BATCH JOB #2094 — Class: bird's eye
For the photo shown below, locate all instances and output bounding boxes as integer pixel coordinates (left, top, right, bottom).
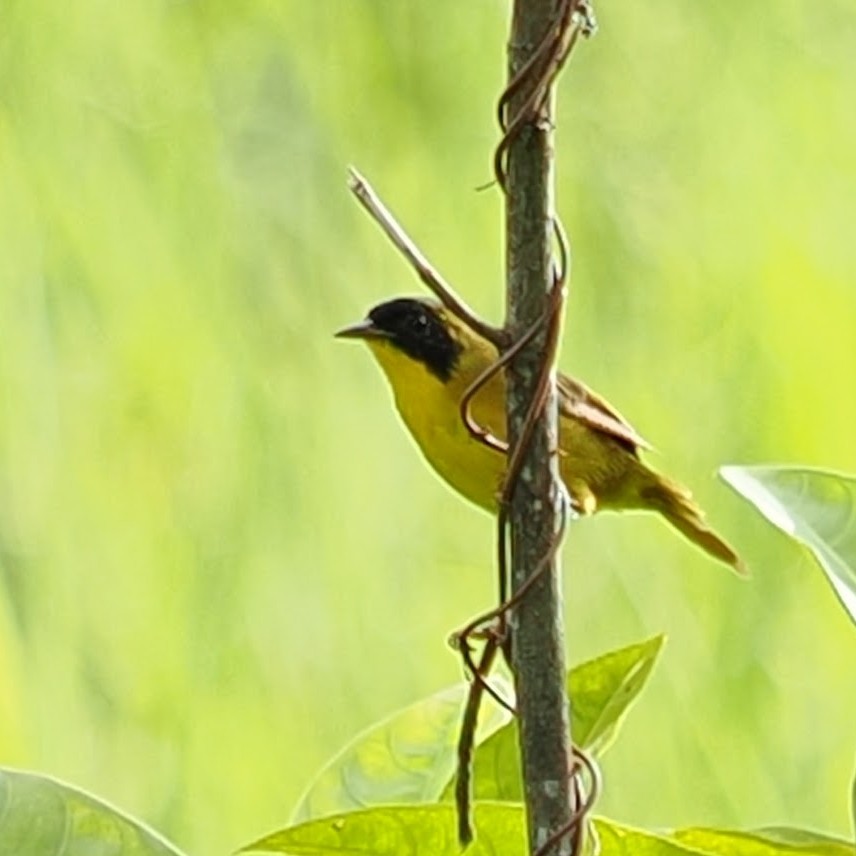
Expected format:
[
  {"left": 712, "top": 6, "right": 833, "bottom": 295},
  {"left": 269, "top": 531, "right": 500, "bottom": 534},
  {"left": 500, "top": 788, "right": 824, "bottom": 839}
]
[{"left": 414, "top": 313, "right": 428, "bottom": 330}]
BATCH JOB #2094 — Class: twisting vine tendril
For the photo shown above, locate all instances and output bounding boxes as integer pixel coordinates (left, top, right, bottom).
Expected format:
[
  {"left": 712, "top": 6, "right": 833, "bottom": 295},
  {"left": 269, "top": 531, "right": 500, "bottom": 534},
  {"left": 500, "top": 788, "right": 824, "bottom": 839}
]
[
  {"left": 453, "top": 2, "right": 599, "bottom": 853},
  {"left": 346, "top": 4, "right": 599, "bottom": 849}
]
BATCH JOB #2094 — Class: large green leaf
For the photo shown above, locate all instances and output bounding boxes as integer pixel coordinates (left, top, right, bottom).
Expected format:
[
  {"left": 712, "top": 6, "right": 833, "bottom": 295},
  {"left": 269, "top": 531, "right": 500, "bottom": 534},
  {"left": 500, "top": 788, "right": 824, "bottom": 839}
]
[
  {"left": 597, "top": 821, "right": 709, "bottom": 855},
  {"left": 246, "top": 807, "right": 757, "bottom": 856},
  {"left": 244, "top": 804, "right": 526, "bottom": 856},
  {"left": 0, "top": 768, "right": 186, "bottom": 856},
  {"left": 720, "top": 466, "right": 856, "bottom": 624},
  {"left": 293, "top": 680, "right": 511, "bottom": 822},
  {"left": 442, "top": 635, "right": 665, "bottom": 802},
  {"left": 568, "top": 635, "right": 666, "bottom": 753},
  {"left": 672, "top": 826, "right": 854, "bottom": 855}
]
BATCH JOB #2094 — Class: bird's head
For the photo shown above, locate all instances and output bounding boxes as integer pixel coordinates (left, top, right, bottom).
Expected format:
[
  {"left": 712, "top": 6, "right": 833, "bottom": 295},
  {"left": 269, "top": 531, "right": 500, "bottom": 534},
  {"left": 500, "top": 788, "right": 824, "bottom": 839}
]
[{"left": 336, "top": 296, "right": 470, "bottom": 383}]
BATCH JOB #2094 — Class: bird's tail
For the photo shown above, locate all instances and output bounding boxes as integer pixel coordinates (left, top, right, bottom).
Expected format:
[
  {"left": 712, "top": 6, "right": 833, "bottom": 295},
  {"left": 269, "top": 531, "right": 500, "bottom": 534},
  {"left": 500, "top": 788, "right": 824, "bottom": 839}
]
[{"left": 639, "top": 475, "right": 746, "bottom": 575}]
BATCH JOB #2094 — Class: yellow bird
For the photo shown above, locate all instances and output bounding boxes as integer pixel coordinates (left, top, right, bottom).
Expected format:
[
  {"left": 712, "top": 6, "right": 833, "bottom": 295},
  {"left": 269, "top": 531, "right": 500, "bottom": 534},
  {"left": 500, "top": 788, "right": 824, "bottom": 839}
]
[{"left": 337, "top": 296, "right": 743, "bottom": 573}]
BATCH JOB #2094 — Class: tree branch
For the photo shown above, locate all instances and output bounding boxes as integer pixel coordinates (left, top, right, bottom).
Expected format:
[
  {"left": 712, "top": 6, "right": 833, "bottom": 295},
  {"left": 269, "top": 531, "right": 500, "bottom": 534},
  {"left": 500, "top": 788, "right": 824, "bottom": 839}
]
[{"left": 503, "top": 2, "right": 579, "bottom": 854}]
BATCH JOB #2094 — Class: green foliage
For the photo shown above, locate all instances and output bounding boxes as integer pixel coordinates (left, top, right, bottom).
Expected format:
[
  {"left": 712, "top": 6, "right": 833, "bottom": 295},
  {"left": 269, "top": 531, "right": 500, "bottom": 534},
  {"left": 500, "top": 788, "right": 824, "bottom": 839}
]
[
  {"left": 248, "top": 636, "right": 852, "bottom": 853},
  {"left": 2, "top": 782, "right": 849, "bottom": 856},
  {"left": 671, "top": 827, "right": 854, "bottom": 855},
  {"left": 243, "top": 807, "right": 705, "bottom": 856},
  {"left": 592, "top": 821, "right": 708, "bottom": 855},
  {"left": 721, "top": 466, "right": 856, "bottom": 625},
  {"left": 293, "top": 637, "right": 666, "bottom": 817},
  {"left": 567, "top": 634, "right": 665, "bottom": 753},
  {"left": 243, "top": 810, "right": 856, "bottom": 855},
  {"left": 441, "top": 635, "right": 665, "bottom": 801},
  {"left": 2, "top": 636, "right": 851, "bottom": 854},
  {"left": 292, "top": 679, "right": 511, "bottom": 822},
  {"left": 244, "top": 804, "right": 523, "bottom": 856},
  {"left": 0, "top": 769, "right": 186, "bottom": 856}
]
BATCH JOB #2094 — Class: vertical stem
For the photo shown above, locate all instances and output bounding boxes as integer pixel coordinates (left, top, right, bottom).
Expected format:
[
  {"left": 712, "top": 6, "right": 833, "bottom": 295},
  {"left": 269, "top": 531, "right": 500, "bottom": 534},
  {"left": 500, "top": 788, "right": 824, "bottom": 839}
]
[{"left": 505, "top": 2, "right": 575, "bottom": 855}]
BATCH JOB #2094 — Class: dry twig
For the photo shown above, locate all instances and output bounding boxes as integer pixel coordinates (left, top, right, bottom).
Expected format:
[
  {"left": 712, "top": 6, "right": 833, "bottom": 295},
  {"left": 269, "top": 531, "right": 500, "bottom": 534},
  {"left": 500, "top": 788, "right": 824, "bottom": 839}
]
[{"left": 347, "top": 169, "right": 505, "bottom": 348}]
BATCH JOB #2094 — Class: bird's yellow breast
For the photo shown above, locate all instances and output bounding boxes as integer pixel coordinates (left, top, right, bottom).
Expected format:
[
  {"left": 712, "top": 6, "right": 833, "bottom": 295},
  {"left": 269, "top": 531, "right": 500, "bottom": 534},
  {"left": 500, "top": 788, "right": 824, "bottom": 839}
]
[
  {"left": 364, "top": 336, "right": 643, "bottom": 514},
  {"left": 366, "top": 338, "right": 507, "bottom": 511}
]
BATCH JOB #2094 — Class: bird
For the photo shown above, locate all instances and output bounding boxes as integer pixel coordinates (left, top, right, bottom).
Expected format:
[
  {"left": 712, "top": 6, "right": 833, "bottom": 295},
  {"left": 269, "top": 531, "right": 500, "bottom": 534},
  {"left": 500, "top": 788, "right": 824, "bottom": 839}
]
[{"left": 336, "top": 296, "right": 743, "bottom": 573}]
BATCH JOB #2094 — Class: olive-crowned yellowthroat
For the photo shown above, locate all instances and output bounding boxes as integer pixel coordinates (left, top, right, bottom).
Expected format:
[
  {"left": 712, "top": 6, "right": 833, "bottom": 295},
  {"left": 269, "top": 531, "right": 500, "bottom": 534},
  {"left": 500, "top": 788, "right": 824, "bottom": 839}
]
[{"left": 337, "top": 297, "right": 743, "bottom": 573}]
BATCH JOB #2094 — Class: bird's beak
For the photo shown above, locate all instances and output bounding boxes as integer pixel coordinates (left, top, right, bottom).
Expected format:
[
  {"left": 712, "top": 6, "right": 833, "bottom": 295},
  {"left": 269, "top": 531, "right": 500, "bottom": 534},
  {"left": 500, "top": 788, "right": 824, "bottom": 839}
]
[{"left": 334, "top": 319, "right": 389, "bottom": 340}]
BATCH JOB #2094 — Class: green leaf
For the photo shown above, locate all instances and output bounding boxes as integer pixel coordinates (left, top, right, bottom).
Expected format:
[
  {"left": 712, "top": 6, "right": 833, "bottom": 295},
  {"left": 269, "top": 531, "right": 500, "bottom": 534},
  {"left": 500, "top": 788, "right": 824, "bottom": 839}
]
[
  {"left": 720, "top": 466, "right": 856, "bottom": 624},
  {"left": 596, "top": 820, "right": 708, "bottom": 854},
  {"left": 0, "top": 768, "right": 186, "bottom": 856},
  {"left": 243, "top": 803, "right": 526, "bottom": 855},
  {"left": 568, "top": 634, "right": 666, "bottom": 753},
  {"left": 254, "top": 811, "right": 851, "bottom": 856},
  {"left": 444, "top": 635, "right": 665, "bottom": 802},
  {"left": 244, "top": 809, "right": 716, "bottom": 856},
  {"left": 293, "top": 680, "right": 511, "bottom": 822},
  {"left": 673, "top": 826, "right": 854, "bottom": 854}
]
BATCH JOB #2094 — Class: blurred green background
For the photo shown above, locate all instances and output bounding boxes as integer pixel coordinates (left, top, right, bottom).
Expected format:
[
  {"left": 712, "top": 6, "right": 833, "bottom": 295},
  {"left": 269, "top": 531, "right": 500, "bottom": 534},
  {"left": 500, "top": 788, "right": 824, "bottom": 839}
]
[{"left": 1, "top": 0, "right": 855, "bottom": 852}]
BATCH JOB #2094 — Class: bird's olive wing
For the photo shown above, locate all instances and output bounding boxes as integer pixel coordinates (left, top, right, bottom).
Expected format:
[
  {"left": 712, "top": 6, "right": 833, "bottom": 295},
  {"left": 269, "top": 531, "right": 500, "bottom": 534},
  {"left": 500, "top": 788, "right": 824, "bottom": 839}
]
[{"left": 557, "top": 373, "right": 652, "bottom": 454}]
